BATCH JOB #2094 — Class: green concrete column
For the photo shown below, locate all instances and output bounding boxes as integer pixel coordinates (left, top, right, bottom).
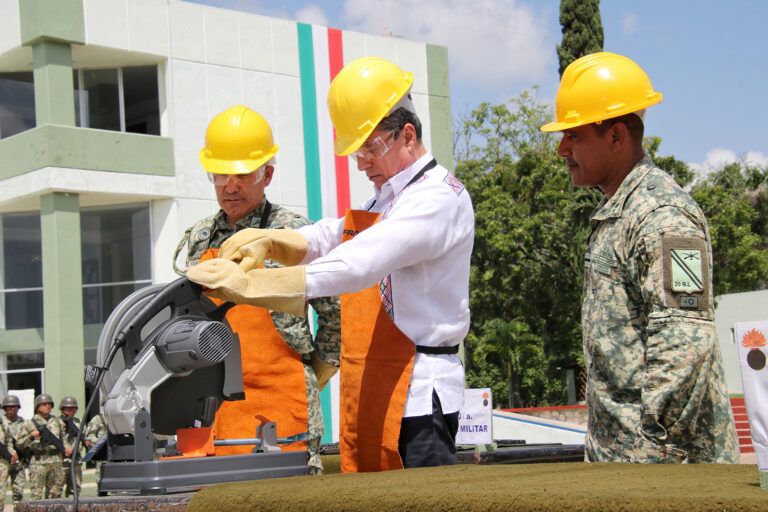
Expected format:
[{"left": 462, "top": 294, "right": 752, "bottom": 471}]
[
  {"left": 41, "top": 192, "right": 84, "bottom": 407},
  {"left": 19, "top": 0, "right": 84, "bottom": 128},
  {"left": 426, "top": 44, "right": 453, "bottom": 171},
  {"left": 32, "top": 41, "right": 76, "bottom": 127}
]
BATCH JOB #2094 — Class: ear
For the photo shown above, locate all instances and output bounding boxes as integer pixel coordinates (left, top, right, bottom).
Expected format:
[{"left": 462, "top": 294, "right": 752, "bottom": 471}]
[
  {"left": 263, "top": 165, "right": 275, "bottom": 186},
  {"left": 608, "top": 121, "right": 629, "bottom": 152},
  {"left": 401, "top": 123, "right": 417, "bottom": 148}
]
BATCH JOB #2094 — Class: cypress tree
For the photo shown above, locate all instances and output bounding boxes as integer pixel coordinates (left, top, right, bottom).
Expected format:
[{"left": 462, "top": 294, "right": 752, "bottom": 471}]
[{"left": 557, "top": 0, "right": 604, "bottom": 77}]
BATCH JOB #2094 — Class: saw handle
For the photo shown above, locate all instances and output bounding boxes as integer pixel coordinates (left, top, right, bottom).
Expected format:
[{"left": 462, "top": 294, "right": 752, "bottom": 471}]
[{"left": 113, "top": 277, "right": 202, "bottom": 348}]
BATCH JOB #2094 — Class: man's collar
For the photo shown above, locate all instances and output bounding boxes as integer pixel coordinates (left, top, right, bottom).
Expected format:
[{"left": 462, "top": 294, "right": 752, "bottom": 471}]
[
  {"left": 386, "top": 152, "right": 434, "bottom": 197},
  {"left": 592, "top": 154, "right": 655, "bottom": 221},
  {"left": 214, "top": 200, "right": 270, "bottom": 231}
]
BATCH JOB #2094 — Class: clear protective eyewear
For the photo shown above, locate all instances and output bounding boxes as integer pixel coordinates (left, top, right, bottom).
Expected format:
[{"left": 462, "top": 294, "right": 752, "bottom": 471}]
[
  {"left": 207, "top": 166, "right": 266, "bottom": 186},
  {"left": 351, "top": 128, "right": 400, "bottom": 161}
]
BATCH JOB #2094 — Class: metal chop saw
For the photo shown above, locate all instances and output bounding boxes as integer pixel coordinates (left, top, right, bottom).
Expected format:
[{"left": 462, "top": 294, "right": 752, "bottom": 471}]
[{"left": 90, "top": 277, "right": 308, "bottom": 495}]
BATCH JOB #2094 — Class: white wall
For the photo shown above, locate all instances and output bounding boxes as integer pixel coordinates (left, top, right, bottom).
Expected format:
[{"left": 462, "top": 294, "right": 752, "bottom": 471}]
[
  {"left": 0, "top": 0, "right": 20, "bottom": 56},
  {"left": 74, "top": 0, "right": 435, "bottom": 281}
]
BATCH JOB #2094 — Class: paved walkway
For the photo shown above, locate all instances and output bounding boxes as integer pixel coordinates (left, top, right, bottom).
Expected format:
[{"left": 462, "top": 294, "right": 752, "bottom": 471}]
[{"left": 3, "top": 466, "right": 98, "bottom": 510}]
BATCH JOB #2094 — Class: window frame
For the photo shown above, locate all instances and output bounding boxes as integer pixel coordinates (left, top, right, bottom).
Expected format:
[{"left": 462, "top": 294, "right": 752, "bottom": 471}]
[{"left": 74, "top": 65, "right": 158, "bottom": 135}]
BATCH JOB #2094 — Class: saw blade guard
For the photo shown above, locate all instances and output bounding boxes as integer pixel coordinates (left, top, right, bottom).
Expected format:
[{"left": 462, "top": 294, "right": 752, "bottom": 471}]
[{"left": 97, "top": 277, "right": 244, "bottom": 439}]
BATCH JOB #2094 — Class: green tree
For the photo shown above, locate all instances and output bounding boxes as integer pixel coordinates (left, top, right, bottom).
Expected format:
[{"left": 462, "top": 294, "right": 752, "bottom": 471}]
[
  {"left": 556, "top": 0, "right": 604, "bottom": 76},
  {"left": 691, "top": 163, "right": 768, "bottom": 295},
  {"left": 455, "top": 90, "right": 601, "bottom": 408},
  {"left": 456, "top": 83, "right": 768, "bottom": 407}
]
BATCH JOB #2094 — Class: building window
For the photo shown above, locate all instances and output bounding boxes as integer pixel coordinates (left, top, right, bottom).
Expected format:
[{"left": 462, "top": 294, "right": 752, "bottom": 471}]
[
  {"left": 0, "top": 72, "right": 35, "bottom": 139},
  {"left": 0, "top": 204, "right": 152, "bottom": 330},
  {"left": 0, "top": 213, "right": 43, "bottom": 330},
  {"left": 74, "top": 65, "right": 160, "bottom": 135},
  {"left": 81, "top": 204, "right": 152, "bottom": 324}
]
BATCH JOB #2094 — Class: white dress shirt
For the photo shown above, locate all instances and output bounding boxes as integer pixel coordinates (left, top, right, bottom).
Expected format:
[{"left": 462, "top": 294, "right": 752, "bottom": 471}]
[{"left": 298, "top": 153, "right": 474, "bottom": 417}]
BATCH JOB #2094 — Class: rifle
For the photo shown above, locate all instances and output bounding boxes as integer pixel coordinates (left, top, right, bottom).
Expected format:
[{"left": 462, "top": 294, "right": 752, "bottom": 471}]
[
  {"left": 31, "top": 419, "right": 66, "bottom": 455},
  {"left": 63, "top": 417, "right": 87, "bottom": 444},
  {"left": 11, "top": 438, "right": 30, "bottom": 464},
  {"left": 0, "top": 440, "right": 12, "bottom": 463},
  {"left": 82, "top": 433, "right": 107, "bottom": 462}
]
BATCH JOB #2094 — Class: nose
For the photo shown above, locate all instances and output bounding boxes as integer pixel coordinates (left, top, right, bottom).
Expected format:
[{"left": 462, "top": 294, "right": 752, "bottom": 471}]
[
  {"left": 557, "top": 134, "right": 570, "bottom": 158},
  {"left": 356, "top": 156, "right": 372, "bottom": 171},
  {"left": 222, "top": 176, "right": 240, "bottom": 192}
]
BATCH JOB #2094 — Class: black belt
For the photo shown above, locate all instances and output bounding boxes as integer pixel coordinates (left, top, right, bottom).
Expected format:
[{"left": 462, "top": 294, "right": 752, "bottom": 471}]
[{"left": 416, "top": 345, "right": 459, "bottom": 355}]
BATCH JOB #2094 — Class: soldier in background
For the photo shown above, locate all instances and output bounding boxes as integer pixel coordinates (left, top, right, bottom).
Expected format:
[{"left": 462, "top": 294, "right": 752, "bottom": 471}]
[
  {"left": 2, "top": 395, "right": 27, "bottom": 503},
  {"left": 541, "top": 52, "right": 739, "bottom": 463},
  {"left": 17, "top": 394, "right": 71, "bottom": 499},
  {"left": 84, "top": 413, "right": 107, "bottom": 472},
  {"left": 59, "top": 396, "right": 85, "bottom": 497},
  {"left": 0, "top": 398, "right": 19, "bottom": 502},
  {"left": 175, "top": 106, "right": 341, "bottom": 474}
]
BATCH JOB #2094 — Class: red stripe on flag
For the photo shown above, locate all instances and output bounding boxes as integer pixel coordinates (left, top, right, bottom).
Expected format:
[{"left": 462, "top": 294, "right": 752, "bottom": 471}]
[{"left": 328, "top": 27, "right": 350, "bottom": 216}]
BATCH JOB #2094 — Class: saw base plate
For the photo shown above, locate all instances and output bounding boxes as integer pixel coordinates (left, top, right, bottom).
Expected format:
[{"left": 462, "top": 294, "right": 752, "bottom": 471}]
[{"left": 98, "top": 451, "right": 309, "bottom": 495}]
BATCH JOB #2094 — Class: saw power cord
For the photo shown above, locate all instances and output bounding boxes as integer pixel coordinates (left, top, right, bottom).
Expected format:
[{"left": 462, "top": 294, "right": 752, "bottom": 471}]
[{"left": 70, "top": 325, "right": 127, "bottom": 511}]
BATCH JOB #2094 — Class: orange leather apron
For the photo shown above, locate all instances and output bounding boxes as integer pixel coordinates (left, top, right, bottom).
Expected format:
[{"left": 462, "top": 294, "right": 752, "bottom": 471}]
[
  {"left": 200, "top": 249, "right": 308, "bottom": 455},
  {"left": 339, "top": 210, "right": 416, "bottom": 472}
]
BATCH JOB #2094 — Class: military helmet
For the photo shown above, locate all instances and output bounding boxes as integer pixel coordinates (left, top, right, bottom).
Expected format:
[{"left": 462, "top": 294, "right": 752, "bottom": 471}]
[
  {"left": 33, "top": 393, "right": 54, "bottom": 408},
  {"left": 59, "top": 396, "right": 78, "bottom": 409},
  {"left": 1, "top": 395, "right": 20, "bottom": 408}
]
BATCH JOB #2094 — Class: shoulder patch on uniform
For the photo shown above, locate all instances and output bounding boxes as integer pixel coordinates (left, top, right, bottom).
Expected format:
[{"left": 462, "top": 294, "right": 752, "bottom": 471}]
[
  {"left": 662, "top": 236, "right": 710, "bottom": 311},
  {"left": 196, "top": 227, "right": 211, "bottom": 241}
]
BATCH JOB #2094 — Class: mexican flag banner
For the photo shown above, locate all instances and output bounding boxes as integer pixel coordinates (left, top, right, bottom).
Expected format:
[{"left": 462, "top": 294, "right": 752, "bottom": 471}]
[{"left": 735, "top": 320, "right": 768, "bottom": 490}]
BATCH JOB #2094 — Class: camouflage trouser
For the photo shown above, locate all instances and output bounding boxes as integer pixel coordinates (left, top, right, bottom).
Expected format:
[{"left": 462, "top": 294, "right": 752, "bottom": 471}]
[
  {"left": 63, "top": 460, "right": 82, "bottom": 497},
  {"left": 0, "top": 462, "right": 8, "bottom": 499},
  {"left": 28, "top": 462, "right": 64, "bottom": 500},
  {"left": 9, "top": 462, "right": 26, "bottom": 502},
  {"left": 304, "top": 363, "right": 325, "bottom": 476}
]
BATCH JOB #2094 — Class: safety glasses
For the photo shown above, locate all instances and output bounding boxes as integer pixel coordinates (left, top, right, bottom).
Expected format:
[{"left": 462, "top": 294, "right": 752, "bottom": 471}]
[
  {"left": 207, "top": 166, "right": 266, "bottom": 186},
  {"left": 351, "top": 127, "right": 400, "bottom": 161}
]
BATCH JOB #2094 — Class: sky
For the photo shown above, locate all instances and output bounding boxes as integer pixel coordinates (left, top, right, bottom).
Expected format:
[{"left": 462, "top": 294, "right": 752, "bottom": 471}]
[{"left": 186, "top": 0, "right": 767, "bottom": 175}]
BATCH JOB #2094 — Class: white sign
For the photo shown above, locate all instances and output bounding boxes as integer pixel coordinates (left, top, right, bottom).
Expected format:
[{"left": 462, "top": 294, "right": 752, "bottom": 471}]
[
  {"left": 734, "top": 321, "right": 768, "bottom": 473},
  {"left": 8, "top": 389, "right": 35, "bottom": 421},
  {"left": 456, "top": 388, "right": 492, "bottom": 445}
]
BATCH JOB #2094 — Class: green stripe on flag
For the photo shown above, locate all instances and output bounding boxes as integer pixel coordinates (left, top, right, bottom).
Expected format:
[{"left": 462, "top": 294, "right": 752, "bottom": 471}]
[
  {"left": 297, "top": 23, "right": 322, "bottom": 221},
  {"left": 297, "top": 23, "right": 334, "bottom": 445}
]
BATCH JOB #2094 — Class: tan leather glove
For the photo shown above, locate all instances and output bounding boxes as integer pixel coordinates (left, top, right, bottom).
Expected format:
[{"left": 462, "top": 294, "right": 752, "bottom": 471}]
[
  {"left": 186, "top": 259, "right": 307, "bottom": 317},
  {"left": 219, "top": 228, "right": 309, "bottom": 272},
  {"left": 310, "top": 351, "right": 338, "bottom": 392}
]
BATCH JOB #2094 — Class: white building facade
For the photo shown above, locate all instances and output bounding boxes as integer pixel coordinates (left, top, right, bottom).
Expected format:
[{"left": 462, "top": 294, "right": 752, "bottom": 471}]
[{"left": 0, "top": 0, "right": 452, "bottom": 443}]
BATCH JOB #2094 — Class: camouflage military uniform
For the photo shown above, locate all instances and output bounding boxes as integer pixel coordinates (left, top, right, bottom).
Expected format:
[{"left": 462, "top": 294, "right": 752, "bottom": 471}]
[
  {"left": 84, "top": 414, "right": 107, "bottom": 473},
  {"left": 84, "top": 414, "right": 107, "bottom": 448},
  {"left": 582, "top": 155, "right": 740, "bottom": 463},
  {"left": 0, "top": 417, "right": 18, "bottom": 500},
  {"left": 17, "top": 414, "right": 66, "bottom": 499},
  {"left": 178, "top": 200, "right": 341, "bottom": 473},
  {"left": 3, "top": 414, "right": 27, "bottom": 502},
  {"left": 60, "top": 415, "right": 84, "bottom": 496}
]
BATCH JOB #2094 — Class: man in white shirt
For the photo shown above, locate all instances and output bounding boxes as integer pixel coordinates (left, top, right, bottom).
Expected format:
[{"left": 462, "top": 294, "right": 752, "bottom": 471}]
[{"left": 187, "top": 56, "right": 474, "bottom": 471}]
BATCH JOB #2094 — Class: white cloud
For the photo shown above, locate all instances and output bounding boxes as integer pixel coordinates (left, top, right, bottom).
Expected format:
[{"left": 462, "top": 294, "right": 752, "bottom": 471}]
[
  {"left": 703, "top": 148, "right": 739, "bottom": 170},
  {"left": 744, "top": 151, "right": 768, "bottom": 169},
  {"left": 341, "top": 0, "right": 556, "bottom": 91},
  {"left": 622, "top": 13, "right": 638, "bottom": 35},
  {"left": 296, "top": 4, "right": 330, "bottom": 25},
  {"left": 689, "top": 148, "right": 768, "bottom": 182}
]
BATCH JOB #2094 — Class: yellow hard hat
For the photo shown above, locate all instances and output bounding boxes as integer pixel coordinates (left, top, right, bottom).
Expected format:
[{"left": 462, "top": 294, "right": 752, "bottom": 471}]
[
  {"left": 199, "top": 105, "right": 279, "bottom": 174},
  {"left": 327, "top": 56, "right": 414, "bottom": 156},
  {"left": 541, "top": 52, "right": 662, "bottom": 132}
]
